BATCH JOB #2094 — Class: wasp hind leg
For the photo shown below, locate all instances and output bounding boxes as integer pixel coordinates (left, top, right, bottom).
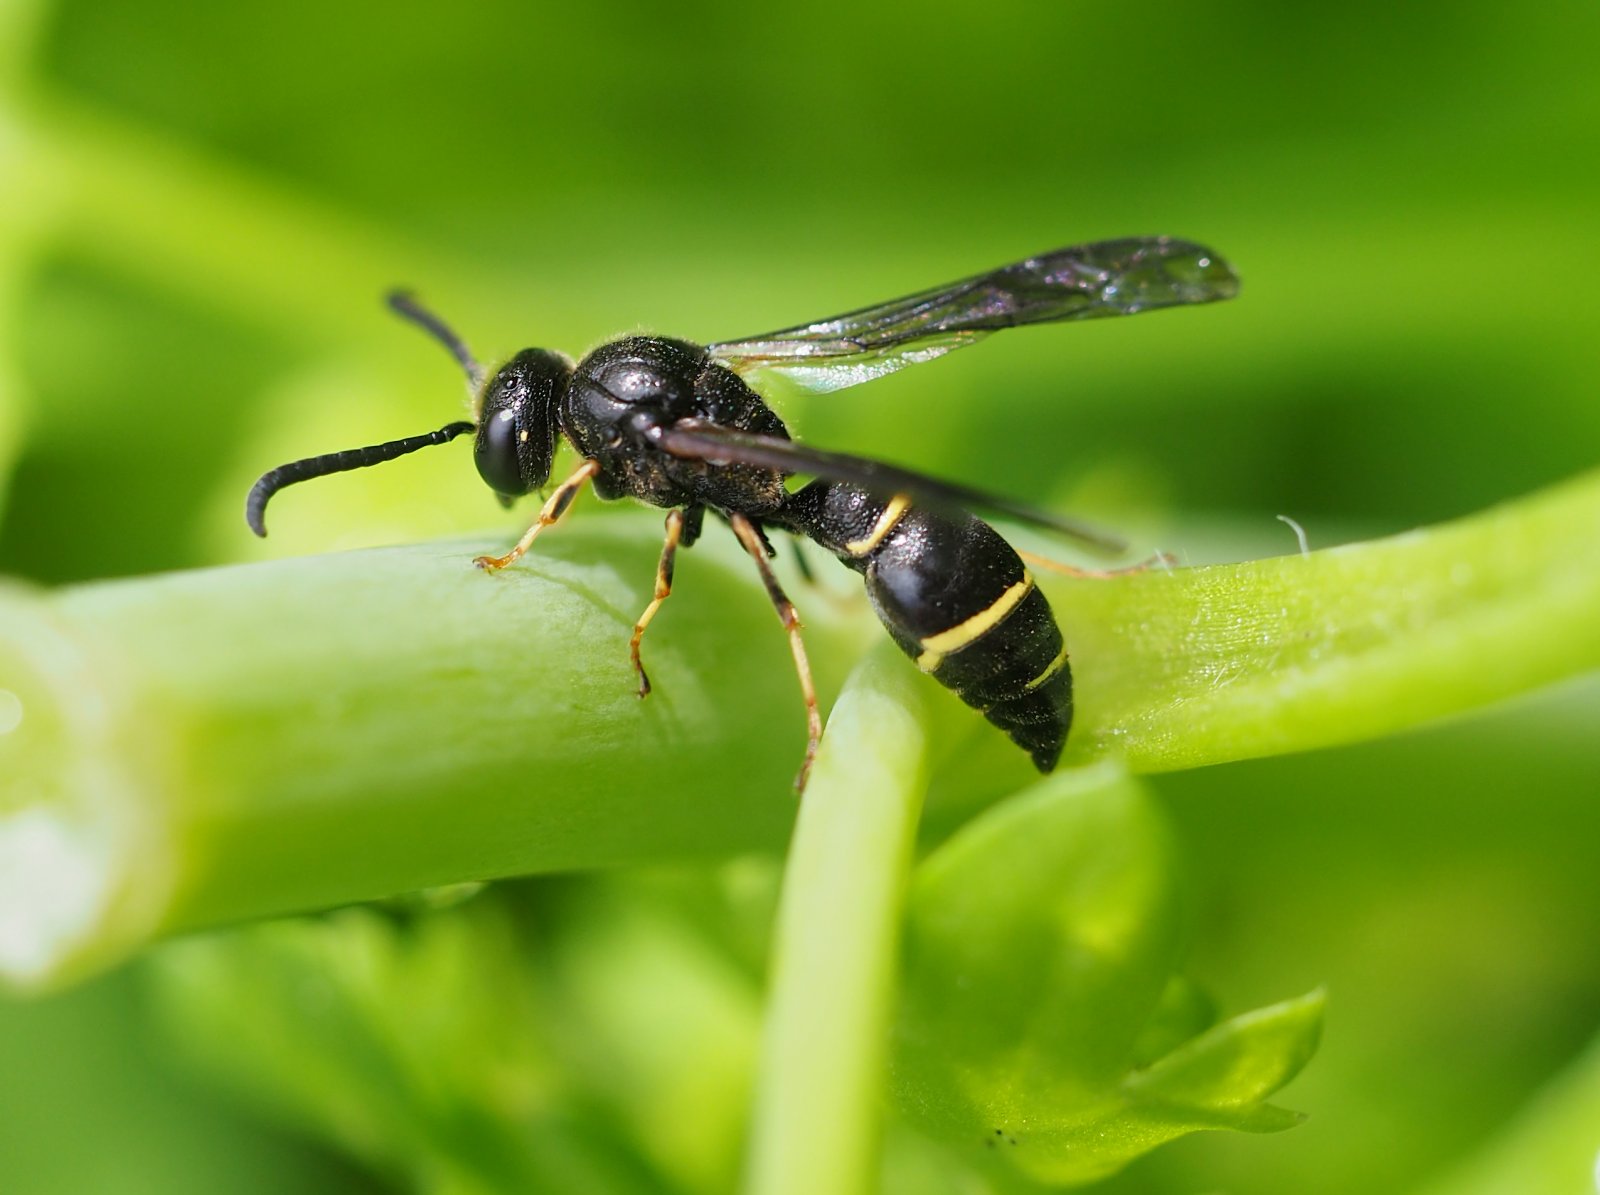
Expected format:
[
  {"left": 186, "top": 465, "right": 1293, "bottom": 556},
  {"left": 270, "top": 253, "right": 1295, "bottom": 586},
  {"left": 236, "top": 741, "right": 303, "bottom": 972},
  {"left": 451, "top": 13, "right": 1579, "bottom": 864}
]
[
  {"left": 728, "top": 512, "right": 823, "bottom": 793},
  {"left": 474, "top": 459, "right": 601, "bottom": 571},
  {"left": 630, "top": 506, "right": 704, "bottom": 698},
  {"left": 1015, "top": 547, "right": 1177, "bottom": 579},
  {"left": 790, "top": 536, "right": 817, "bottom": 584}
]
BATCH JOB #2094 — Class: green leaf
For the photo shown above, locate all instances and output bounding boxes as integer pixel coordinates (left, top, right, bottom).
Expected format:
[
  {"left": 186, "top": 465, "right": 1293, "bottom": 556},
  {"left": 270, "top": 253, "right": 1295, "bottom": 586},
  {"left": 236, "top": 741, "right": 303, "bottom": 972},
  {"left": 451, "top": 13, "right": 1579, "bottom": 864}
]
[
  {"left": 1128, "top": 975, "right": 1218, "bottom": 1069},
  {"left": 150, "top": 896, "right": 674, "bottom": 1195},
  {"left": 893, "top": 765, "right": 1321, "bottom": 1184},
  {"left": 897, "top": 766, "right": 1184, "bottom": 1109},
  {"left": 152, "top": 902, "right": 552, "bottom": 1194},
  {"left": 541, "top": 881, "right": 764, "bottom": 1195},
  {"left": 1123, "top": 989, "right": 1325, "bottom": 1123}
]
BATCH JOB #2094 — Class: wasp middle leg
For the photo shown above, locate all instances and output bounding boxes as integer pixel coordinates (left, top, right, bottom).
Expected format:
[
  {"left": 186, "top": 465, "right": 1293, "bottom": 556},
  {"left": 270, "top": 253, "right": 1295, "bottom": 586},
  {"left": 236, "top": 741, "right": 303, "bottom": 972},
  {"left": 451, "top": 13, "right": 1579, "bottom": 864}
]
[
  {"left": 629, "top": 505, "right": 706, "bottom": 697},
  {"left": 728, "top": 511, "right": 823, "bottom": 792}
]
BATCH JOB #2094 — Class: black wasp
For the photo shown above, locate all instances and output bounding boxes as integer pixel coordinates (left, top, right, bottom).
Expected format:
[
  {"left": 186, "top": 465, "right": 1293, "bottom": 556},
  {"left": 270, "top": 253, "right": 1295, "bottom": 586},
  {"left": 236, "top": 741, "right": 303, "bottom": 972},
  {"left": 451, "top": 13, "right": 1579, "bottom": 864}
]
[{"left": 247, "top": 236, "right": 1238, "bottom": 787}]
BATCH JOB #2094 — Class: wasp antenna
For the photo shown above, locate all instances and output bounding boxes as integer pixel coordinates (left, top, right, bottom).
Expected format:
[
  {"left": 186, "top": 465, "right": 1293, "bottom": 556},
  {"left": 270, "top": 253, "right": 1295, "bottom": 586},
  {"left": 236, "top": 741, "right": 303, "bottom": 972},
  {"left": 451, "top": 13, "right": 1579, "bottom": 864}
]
[
  {"left": 387, "top": 290, "right": 485, "bottom": 389},
  {"left": 245, "top": 420, "right": 475, "bottom": 537}
]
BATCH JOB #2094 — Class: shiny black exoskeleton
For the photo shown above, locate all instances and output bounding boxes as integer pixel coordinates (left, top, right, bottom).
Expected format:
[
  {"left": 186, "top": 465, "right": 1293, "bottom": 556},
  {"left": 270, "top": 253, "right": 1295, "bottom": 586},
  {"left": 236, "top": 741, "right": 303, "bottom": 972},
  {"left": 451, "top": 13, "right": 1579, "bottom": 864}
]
[
  {"left": 562, "top": 338, "right": 791, "bottom": 516},
  {"left": 247, "top": 237, "right": 1239, "bottom": 779},
  {"left": 783, "top": 481, "right": 1072, "bottom": 769},
  {"left": 487, "top": 334, "right": 1073, "bottom": 767}
]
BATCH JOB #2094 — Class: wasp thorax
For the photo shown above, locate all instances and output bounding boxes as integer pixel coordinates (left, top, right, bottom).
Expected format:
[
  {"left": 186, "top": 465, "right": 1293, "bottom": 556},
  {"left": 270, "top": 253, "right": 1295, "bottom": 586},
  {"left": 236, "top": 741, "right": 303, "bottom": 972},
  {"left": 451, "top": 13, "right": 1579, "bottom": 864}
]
[
  {"left": 475, "top": 348, "right": 571, "bottom": 498},
  {"left": 577, "top": 338, "right": 704, "bottom": 410}
]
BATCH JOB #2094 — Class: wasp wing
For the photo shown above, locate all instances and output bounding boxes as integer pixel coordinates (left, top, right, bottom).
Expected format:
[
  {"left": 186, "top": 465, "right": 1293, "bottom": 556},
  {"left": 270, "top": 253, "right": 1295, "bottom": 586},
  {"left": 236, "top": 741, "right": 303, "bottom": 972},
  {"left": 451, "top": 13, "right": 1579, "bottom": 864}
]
[
  {"left": 652, "top": 421, "right": 1126, "bottom": 554},
  {"left": 706, "top": 236, "right": 1238, "bottom": 395}
]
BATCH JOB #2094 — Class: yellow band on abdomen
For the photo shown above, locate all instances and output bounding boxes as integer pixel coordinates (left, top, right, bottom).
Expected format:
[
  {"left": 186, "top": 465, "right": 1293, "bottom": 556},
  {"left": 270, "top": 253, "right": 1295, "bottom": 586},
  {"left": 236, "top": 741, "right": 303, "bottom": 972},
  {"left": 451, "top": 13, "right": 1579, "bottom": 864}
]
[
  {"left": 1022, "top": 640, "right": 1070, "bottom": 690},
  {"left": 915, "top": 573, "right": 1034, "bottom": 672},
  {"left": 845, "top": 494, "right": 911, "bottom": 557}
]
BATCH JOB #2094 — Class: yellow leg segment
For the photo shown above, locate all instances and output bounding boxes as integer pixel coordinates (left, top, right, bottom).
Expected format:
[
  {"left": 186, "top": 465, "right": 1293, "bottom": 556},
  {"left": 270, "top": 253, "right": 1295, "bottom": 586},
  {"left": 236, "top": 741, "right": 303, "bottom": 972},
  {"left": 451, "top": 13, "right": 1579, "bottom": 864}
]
[
  {"left": 474, "top": 459, "right": 601, "bottom": 571},
  {"left": 630, "top": 508, "right": 686, "bottom": 698},
  {"left": 1016, "top": 547, "right": 1177, "bottom": 579},
  {"left": 729, "top": 512, "right": 823, "bottom": 793}
]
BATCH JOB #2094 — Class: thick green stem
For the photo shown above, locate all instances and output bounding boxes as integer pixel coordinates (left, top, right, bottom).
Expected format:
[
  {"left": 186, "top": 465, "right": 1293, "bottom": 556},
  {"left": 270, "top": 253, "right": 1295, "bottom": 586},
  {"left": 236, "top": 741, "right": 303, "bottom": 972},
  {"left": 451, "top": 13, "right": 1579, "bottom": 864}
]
[
  {"left": 1055, "top": 467, "right": 1600, "bottom": 770},
  {"left": 0, "top": 524, "right": 856, "bottom": 991},
  {"left": 743, "top": 649, "right": 930, "bottom": 1195},
  {"left": 2, "top": 471, "right": 1597, "bottom": 991}
]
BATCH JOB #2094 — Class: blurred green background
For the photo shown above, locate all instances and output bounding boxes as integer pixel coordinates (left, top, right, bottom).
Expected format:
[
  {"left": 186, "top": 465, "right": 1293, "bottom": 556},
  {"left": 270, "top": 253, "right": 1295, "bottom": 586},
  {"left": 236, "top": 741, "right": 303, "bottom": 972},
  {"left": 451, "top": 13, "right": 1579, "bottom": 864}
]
[{"left": 2, "top": 1, "right": 1599, "bottom": 1192}]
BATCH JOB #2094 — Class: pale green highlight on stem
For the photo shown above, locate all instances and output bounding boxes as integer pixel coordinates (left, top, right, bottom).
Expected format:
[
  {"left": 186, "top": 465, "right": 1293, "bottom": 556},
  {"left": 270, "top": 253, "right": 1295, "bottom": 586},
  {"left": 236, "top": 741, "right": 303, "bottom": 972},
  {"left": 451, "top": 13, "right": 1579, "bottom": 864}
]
[{"left": 744, "top": 648, "right": 930, "bottom": 1195}]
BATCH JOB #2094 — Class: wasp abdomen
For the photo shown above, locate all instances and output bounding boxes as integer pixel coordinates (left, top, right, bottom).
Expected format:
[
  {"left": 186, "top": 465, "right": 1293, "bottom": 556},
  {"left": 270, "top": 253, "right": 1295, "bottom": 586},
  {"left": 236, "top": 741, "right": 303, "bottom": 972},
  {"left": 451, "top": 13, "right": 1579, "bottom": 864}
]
[{"left": 783, "top": 481, "right": 1072, "bottom": 771}]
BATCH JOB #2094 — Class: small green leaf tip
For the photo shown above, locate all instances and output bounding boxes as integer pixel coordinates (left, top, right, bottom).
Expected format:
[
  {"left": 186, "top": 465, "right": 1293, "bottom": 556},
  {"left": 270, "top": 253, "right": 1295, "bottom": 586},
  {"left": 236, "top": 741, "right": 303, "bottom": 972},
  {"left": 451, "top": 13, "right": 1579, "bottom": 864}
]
[
  {"left": 892, "top": 766, "right": 1322, "bottom": 1183},
  {"left": 1125, "top": 987, "right": 1325, "bottom": 1112}
]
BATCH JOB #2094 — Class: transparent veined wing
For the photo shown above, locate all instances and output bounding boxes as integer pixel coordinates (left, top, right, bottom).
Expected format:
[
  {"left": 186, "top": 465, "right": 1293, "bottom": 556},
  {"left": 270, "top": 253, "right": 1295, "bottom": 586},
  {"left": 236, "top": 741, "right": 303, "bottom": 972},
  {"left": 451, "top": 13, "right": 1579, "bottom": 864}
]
[{"left": 707, "top": 236, "right": 1238, "bottom": 395}]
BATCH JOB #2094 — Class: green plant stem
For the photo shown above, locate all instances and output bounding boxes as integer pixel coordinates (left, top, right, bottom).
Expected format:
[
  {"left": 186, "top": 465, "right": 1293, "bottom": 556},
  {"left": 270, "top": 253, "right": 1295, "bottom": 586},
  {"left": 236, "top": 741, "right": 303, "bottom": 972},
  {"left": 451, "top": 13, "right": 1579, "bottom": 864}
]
[
  {"left": 743, "top": 648, "right": 930, "bottom": 1195},
  {"left": 2, "top": 471, "right": 1598, "bottom": 991},
  {"left": 1055, "top": 467, "right": 1600, "bottom": 769},
  {"left": 0, "top": 524, "right": 857, "bottom": 991}
]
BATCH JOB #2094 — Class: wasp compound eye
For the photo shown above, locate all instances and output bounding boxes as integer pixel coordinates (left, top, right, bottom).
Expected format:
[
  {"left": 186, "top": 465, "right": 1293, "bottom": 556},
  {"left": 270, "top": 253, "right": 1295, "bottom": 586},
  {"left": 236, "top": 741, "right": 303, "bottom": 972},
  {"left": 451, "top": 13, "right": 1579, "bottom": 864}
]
[
  {"left": 474, "top": 407, "right": 530, "bottom": 496},
  {"left": 473, "top": 348, "right": 569, "bottom": 498}
]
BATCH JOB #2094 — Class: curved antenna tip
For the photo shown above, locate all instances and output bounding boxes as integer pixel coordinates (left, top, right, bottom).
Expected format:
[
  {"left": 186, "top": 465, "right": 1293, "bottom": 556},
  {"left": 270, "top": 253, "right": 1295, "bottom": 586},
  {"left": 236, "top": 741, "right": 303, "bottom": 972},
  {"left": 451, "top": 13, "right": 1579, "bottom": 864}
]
[
  {"left": 242, "top": 421, "right": 474, "bottom": 543},
  {"left": 245, "top": 477, "right": 273, "bottom": 537}
]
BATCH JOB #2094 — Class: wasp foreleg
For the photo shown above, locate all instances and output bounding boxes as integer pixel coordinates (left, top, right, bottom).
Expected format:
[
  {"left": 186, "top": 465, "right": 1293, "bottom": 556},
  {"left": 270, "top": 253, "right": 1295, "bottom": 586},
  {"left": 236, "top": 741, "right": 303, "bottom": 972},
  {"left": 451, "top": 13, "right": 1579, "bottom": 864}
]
[{"left": 474, "top": 459, "right": 600, "bottom": 571}]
